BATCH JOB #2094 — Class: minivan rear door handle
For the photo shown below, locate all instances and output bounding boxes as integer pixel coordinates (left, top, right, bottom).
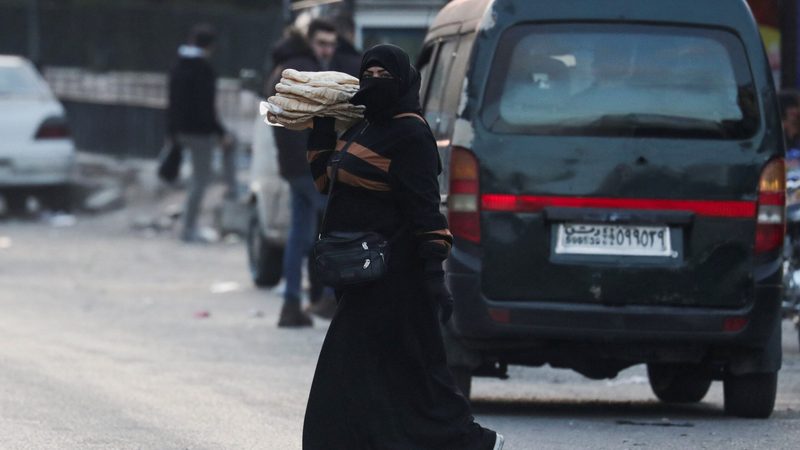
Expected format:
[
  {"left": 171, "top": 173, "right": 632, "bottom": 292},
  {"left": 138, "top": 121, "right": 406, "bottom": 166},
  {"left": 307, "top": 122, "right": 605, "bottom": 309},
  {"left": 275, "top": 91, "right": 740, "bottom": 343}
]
[{"left": 543, "top": 207, "right": 694, "bottom": 225}]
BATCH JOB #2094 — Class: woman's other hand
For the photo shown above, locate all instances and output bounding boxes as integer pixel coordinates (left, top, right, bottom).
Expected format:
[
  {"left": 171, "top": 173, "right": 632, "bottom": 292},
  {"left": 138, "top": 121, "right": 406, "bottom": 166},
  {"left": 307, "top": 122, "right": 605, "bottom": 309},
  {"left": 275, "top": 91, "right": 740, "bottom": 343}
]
[
  {"left": 424, "top": 272, "right": 454, "bottom": 324},
  {"left": 312, "top": 116, "right": 336, "bottom": 133}
]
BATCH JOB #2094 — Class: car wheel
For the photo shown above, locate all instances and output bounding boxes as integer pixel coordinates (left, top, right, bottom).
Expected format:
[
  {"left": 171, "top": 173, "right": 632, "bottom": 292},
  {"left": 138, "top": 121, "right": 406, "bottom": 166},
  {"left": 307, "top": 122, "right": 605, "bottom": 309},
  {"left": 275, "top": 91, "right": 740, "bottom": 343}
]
[
  {"left": 1, "top": 191, "right": 28, "bottom": 215},
  {"left": 247, "top": 211, "right": 283, "bottom": 288},
  {"left": 723, "top": 372, "right": 777, "bottom": 418},
  {"left": 449, "top": 366, "right": 472, "bottom": 399},
  {"left": 647, "top": 363, "right": 712, "bottom": 403},
  {"left": 41, "top": 184, "right": 73, "bottom": 213}
]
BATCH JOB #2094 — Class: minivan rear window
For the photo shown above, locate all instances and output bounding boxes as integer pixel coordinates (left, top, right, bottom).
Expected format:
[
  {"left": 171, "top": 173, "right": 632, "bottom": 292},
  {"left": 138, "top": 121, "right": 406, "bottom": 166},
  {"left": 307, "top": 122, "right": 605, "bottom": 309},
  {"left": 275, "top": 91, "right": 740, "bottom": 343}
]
[{"left": 482, "top": 24, "right": 759, "bottom": 139}]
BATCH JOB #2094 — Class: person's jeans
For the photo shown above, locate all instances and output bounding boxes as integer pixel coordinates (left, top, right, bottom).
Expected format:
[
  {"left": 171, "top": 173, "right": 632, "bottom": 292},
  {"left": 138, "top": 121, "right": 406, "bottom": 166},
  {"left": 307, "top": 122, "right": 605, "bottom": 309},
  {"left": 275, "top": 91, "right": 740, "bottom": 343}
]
[
  {"left": 283, "top": 176, "right": 327, "bottom": 305},
  {"left": 178, "top": 133, "right": 216, "bottom": 240}
]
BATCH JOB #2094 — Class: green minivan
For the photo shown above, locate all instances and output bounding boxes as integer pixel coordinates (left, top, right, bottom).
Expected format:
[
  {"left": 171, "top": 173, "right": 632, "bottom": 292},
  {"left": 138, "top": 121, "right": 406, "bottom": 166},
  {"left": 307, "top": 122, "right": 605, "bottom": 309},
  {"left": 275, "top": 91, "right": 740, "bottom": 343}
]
[{"left": 418, "top": 0, "right": 785, "bottom": 418}]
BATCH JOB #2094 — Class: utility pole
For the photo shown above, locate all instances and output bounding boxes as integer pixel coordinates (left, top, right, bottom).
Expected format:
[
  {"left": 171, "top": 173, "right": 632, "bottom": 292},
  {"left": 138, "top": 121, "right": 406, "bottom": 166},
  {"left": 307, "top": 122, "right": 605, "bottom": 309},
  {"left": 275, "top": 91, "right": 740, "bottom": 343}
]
[
  {"left": 780, "top": 0, "right": 798, "bottom": 88},
  {"left": 342, "top": 0, "right": 355, "bottom": 16},
  {"left": 26, "top": 0, "right": 41, "bottom": 65}
]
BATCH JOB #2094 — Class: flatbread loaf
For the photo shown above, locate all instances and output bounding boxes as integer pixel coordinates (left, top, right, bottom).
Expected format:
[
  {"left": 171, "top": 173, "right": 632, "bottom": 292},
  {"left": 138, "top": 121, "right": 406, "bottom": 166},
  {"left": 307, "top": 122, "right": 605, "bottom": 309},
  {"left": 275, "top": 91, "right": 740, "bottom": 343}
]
[
  {"left": 275, "top": 82, "right": 353, "bottom": 104},
  {"left": 282, "top": 69, "right": 359, "bottom": 85},
  {"left": 262, "top": 69, "right": 364, "bottom": 131}
]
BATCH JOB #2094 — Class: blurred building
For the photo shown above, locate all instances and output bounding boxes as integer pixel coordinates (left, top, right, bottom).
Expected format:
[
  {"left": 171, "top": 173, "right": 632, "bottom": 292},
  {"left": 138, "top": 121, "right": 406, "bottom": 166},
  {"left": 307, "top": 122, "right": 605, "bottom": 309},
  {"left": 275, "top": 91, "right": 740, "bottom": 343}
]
[
  {"left": 0, "top": 0, "right": 450, "bottom": 158},
  {"left": 287, "top": 0, "right": 448, "bottom": 61},
  {"left": 746, "top": 0, "right": 798, "bottom": 89},
  {"left": 0, "top": 0, "right": 282, "bottom": 76}
]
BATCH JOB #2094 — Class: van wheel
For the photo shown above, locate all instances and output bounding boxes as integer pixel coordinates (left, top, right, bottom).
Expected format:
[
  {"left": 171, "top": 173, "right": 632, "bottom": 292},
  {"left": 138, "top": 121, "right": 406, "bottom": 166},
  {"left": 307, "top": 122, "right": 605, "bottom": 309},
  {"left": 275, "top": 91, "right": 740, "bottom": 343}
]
[
  {"left": 647, "top": 363, "right": 712, "bottom": 403},
  {"left": 450, "top": 366, "right": 472, "bottom": 399},
  {"left": 723, "top": 372, "right": 777, "bottom": 418},
  {"left": 247, "top": 212, "right": 283, "bottom": 288}
]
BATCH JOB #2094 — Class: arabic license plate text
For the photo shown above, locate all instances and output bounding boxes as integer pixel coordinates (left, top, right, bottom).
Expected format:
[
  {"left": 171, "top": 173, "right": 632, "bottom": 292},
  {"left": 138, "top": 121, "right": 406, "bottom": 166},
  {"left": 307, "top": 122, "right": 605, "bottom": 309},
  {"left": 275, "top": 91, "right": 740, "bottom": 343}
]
[{"left": 555, "top": 223, "right": 672, "bottom": 257}]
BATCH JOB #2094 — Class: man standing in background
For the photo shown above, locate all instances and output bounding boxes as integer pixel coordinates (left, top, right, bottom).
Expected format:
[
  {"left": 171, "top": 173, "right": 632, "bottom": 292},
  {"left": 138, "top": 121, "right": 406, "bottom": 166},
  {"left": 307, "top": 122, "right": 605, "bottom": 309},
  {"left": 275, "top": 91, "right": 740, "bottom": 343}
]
[
  {"left": 267, "top": 19, "right": 338, "bottom": 327},
  {"left": 331, "top": 15, "right": 361, "bottom": 77},
  {"left": 167, "top": 24, "right": 235, "bottom": 243},
  {"left": 780, "top": 91, "right": 800, "bottom": 149}
]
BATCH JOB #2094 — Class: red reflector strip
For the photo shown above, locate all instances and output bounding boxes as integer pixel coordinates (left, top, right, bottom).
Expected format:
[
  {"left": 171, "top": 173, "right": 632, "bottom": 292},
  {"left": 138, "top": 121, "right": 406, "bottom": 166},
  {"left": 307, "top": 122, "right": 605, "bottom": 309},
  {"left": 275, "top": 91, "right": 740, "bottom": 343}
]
[
  {"left": 723, "top": 317, "right": 748, "bottom": 332},
  {"left": 481, "top": 194, "right": 757, "bottom": 218},
  {"left": 488, "top": 308, "right": 510, "bottom": 323},
  {"left": 755, "top": 224, "right": 784, "bottom": 253}
]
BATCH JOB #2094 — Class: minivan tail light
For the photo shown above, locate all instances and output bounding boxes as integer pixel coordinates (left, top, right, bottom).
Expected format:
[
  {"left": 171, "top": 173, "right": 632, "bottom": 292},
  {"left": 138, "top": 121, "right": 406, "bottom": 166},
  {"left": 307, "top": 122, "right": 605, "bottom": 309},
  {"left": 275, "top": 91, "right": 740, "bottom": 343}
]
[
  {"left": 755, "top": 158, "right": 785, "bottom": 254},
  {"left": 34, "top": 116, "right": 71, "bottom": 140},
  {"left": 449, "top": 146, "right": 480, "bottom": 243}
]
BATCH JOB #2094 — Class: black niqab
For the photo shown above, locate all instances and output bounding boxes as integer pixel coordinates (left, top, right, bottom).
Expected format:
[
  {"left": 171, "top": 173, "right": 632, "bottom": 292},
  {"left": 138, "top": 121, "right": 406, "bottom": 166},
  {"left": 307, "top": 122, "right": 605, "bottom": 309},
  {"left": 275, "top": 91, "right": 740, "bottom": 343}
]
[{"left": 350, "top": 44, "right": 422, "bottom": 122}]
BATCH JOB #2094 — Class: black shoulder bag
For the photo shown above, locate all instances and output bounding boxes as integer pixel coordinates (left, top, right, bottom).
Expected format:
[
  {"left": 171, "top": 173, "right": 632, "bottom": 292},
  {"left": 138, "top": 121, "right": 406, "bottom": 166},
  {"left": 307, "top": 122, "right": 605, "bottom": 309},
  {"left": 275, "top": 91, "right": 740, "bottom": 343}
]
[{"left": 312, "top": 123, "right": 398, "bottom": 288}]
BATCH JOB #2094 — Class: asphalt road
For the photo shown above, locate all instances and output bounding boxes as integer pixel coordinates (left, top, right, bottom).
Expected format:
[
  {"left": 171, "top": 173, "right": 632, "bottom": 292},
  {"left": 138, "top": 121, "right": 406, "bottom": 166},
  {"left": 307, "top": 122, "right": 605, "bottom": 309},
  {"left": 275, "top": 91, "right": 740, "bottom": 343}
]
[{"left": 1, "top": 209, "right": 799, "bottom": 449}]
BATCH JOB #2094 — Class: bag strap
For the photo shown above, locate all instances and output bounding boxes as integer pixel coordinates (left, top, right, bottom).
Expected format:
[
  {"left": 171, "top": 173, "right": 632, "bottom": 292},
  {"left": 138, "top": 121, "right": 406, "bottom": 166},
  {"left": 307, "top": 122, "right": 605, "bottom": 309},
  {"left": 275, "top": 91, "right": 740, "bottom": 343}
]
[
  {"left": 318, "top": 114, "right": 427, "bottom": 241},
  {"left": 319, "top": 121, "right": 368, "bottom": 236},
  {"left": 393, "top": 112, "right": 427, "bottom": 124}
]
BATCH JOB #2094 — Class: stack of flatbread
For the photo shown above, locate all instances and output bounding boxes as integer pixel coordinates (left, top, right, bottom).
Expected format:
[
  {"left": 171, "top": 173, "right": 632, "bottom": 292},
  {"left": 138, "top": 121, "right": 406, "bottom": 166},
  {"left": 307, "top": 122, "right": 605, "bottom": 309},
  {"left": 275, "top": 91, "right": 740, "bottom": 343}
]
[{"left": 260, "top": 69, "right": 364, "bottom": 131}]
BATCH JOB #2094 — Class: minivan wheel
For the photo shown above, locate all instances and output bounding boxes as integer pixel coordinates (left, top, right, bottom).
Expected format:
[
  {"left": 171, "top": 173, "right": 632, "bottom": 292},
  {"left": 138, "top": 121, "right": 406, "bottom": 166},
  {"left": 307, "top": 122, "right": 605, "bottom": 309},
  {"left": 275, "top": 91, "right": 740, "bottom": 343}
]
[
  {"left": 647, "top": 363, "right": 712, "bottom": 403},
  {"left": 723, "top": 372, "right": 777, "bottom": 418},
  {"left": 247, "top": 212, "right": 283, "bottom": 288},
  {"left": 450, "top": 366, "right": 472, "bottom": 399}
]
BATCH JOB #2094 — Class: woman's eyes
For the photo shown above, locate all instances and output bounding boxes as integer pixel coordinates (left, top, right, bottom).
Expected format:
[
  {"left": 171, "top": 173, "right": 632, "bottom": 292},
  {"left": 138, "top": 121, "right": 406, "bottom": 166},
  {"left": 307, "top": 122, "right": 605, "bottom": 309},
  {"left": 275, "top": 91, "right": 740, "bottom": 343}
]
[{"left": 363, "top": 73, "right": 393, "bottom": 79}]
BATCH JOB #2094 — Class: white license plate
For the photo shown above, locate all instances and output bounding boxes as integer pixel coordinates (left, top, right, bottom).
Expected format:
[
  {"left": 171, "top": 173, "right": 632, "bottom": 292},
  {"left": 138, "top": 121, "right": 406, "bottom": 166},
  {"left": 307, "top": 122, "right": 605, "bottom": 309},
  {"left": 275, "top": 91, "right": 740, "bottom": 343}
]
[{"left": 555, "top": 223, "right": 672, "bottom": 257}]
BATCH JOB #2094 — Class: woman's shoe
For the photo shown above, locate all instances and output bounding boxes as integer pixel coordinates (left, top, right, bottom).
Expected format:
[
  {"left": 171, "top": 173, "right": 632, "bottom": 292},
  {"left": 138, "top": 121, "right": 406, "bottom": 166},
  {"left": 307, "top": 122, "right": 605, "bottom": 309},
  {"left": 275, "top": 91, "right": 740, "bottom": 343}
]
[
  {"left": 306, "top": 295, "right": 337, "bottom": 319},
  {"left": 493, "top": 433, "right": 504, "bottom": 450},
  {"left": 278, "top": 302, "right": 313, "bottom": 328}
]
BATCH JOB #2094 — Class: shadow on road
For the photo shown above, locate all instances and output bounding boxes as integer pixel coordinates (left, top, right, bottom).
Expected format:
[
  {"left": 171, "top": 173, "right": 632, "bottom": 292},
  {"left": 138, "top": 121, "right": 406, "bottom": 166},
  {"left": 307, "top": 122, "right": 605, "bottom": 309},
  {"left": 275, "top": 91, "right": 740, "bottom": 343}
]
[{"left": 470, "top": 397, "right": 726, "bottom": 420}]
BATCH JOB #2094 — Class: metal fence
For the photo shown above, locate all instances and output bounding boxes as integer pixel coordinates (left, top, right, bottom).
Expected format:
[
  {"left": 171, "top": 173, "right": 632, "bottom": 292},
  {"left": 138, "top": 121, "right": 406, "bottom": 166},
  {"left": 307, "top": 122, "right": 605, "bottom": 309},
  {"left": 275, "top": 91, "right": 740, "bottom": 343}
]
[
  {"left": 44, "top": 67, "right": 261, "bottom": 158},
  {"left": 0, "top": 2, "right": 281, "bottom": 77}
]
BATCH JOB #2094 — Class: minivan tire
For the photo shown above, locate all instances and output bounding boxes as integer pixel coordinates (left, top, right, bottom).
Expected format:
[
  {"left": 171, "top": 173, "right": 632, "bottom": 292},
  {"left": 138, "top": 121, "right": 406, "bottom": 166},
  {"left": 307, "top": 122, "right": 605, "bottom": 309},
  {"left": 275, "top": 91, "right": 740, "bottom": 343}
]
[
  {"left": 450, "top": 366, "right": 472, "bottom": 399},
  {"left": 723, "top": 372, "right": 777, "bottom": 418},
  {"left": 647, "top": 363, "right": 712, "bottom": 403},
  {"left": 247, "top": 212, "right": 283, "bottom": 288}
]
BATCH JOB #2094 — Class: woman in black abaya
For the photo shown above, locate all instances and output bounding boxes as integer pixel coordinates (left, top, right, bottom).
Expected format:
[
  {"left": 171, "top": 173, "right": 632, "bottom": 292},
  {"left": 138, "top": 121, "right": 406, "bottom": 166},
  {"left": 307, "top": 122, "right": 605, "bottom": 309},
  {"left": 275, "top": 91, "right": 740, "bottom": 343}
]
[{"left": 302, "top": 44, "right": 503, "bottom": 450}]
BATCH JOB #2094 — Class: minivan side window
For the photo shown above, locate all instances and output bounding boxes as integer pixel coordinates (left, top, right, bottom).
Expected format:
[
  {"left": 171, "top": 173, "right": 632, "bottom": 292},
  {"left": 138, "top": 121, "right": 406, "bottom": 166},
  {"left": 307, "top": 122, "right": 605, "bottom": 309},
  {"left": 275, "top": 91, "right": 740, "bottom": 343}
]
[
  {"left": 424, "top": 39, "right": 458, "bottom": 138},
  {"left": 417, "top": 44, "right": 436, "bottom": 102},
  {"left": 440, "top": 33, "right": 475, "bottom": 138},
  {"left": 482, "top": 24, "right": 760, "bottom": 140}
]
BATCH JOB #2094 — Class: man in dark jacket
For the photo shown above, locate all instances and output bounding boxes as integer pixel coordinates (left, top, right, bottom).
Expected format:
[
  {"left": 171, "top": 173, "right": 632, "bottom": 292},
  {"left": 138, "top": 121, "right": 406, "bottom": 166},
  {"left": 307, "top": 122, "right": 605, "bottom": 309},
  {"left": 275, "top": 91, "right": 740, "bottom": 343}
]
[
  {"left": 331, "top": 15, "right": 361, "bottom": 77},
  {"left": 167, "top": 24, "right": 234, "bottom": 242},
  {"left": 267, "top": 19, "right": 338, "bottom": 327}
]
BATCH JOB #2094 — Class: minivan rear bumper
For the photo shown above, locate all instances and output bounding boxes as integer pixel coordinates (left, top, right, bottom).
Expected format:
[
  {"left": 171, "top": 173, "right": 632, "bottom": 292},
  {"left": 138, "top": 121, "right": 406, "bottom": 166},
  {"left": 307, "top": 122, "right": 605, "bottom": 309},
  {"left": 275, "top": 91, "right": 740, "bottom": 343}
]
[{"left": 448, "top": 271, "right": 782, "bottom": 348}]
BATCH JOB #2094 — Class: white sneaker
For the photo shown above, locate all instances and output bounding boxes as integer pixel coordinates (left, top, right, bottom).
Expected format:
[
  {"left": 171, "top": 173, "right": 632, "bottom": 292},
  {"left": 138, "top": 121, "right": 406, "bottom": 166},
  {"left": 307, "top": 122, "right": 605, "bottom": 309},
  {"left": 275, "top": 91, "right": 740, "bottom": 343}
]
[{"left": 493, "top": 433, "right": 505, "bottom": 450}]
